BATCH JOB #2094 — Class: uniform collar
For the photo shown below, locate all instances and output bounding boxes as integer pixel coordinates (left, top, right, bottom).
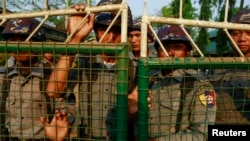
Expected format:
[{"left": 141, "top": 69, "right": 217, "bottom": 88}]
[
  {"left": 7, "top": 62, "right": 44, "bottom": 78},
  {"left": 158, "top": 69, "right": 185, "bottom": 82}
]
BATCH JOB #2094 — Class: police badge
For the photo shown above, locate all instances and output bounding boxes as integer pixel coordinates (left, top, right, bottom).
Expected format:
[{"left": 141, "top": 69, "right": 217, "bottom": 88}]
[{"left": 197, "top": 82, "right": 216, "bottom": 108}]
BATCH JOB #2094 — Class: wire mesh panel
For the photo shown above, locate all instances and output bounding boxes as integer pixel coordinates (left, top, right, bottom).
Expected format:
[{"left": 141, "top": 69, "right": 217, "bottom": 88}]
[
  {"left": 137, "top": 57, "right": 250, "bottom": 140},
  {"left": 136, "top": 0, "right": 250, "bottom": 140},
  {"left": 0, "top": 42, "right": 131, "bottom": 140},
  {"left": 1, "top": 0, "right": 250, "bottom": 141},
  {"left": 0, "top": 0, "right": 131, "bottom": 140}
]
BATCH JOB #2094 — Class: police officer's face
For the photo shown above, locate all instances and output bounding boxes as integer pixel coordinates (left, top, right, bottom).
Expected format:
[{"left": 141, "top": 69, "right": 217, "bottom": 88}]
[
  {"left": 231, "top": 30, "right": 250, "bottom": 57},
  {"left": 96, "top": 26, "right": 121, "bottom": 43},
  {"left": 44, "top": 53, "right": 53, "bottom": 61},
  {"left": 128, "top": 30, "right": 141, "bottom": 52},
  {"left": 8, "top": 36, "right": 36, "bottom": 64},
  {"left": 129, "top": 30, "right": 153, "bottom": 53},
  {"left": 157, "top": 43, "right": 190, "bottom": 58}
]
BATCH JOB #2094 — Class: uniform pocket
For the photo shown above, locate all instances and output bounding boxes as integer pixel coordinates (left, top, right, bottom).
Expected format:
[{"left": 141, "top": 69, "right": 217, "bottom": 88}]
[
  {"left": 6, "top": 96, "right": 16, "bottom": 117},
  {"left": 149, "top": 88, "right": 181, "bottom": 137}
]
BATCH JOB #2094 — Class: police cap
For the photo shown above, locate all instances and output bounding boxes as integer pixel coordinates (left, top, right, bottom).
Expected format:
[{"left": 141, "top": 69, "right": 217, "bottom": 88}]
[
  {"left": 1, "top": 18, "right": 46, "bottom": 41},
  {"left": 154, "top": 24, "right": 192, "bottom": 50},
  {"left": 231, "top": 9, "right": 250, "bottom": 24},
  {"left": 95, "top": 0, "right": 133, "bottom": 28}
]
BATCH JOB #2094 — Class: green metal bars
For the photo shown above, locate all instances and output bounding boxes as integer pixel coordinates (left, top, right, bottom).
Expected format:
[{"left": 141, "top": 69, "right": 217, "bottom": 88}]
[
  {"left": 137, "top": 57, "right": 250, "bottom": 141},
  {"left": 0, "top": 41, "right": 130, "bottom": 140}
]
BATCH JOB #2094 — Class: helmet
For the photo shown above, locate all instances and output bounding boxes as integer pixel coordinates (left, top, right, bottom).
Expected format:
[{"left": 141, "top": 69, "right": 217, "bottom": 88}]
[
  {"left": 1, "top": 18, "right": 46, "bottom": 41},
  {"left": 131, "top": 18, "right": 141, "bottom": 30},
  {"left": 97, "top": 0, "right": 122, "bottom": 5},
  {"left": 130, "top": 17, "right": 154, "bottom": 40},
  {"left": 95, "top": 0, "right": 133, "bottom": 28},
  {"left": 154, "top": 24, "right": 192, "bottom": 50},
  {"left": 230, "top": 9, "right": 250, "bottom": 24}
]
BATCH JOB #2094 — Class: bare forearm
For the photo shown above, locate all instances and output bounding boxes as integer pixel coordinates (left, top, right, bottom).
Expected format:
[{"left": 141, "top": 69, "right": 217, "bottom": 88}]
[{"left": 47, "top": 55, "right": 74, "bottom": 98}]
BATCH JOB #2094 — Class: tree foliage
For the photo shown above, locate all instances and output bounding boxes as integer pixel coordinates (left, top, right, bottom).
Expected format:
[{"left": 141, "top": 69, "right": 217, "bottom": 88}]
[
  {"left": 5, "top": 0, "right": 96, "bottom": 30},
  {"left": 195, "top": 0, "right": 213, "bottom": 54},
  {"left": 172, "top": 0, "right": 197, "bottom": 19},
  {"left": 156, "top": 0, "right": 249, "bottom": 56},
  {"left": 156, "top": 0, "right": 197, "bottom": 35},
  {"left": 4, "top": 0, "right": 250, "bottom": 57},
  {"left": 214, "top": 0, "right": 236, "bottom": 56}
]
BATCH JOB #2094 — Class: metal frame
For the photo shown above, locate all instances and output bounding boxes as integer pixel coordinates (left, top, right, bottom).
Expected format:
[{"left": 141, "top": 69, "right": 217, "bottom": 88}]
[
  {"left": 140, "top": 0, "right": 250, "bottom": 57},
  {"left": 0, "top": 0, "right": 129, "bottom": 43},
  {"left": 2, "top": 0, "right": 250, "bottom": 140},
  {"left": 0, "top": 0, "right": 130, "bottom": 140},
  {"left": 137, "top": 0, "right": 250, "bottom": 140}
]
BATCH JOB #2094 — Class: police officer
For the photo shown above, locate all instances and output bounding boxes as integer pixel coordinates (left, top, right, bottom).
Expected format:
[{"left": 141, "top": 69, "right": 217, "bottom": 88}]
[
  {"left": 128, "top": 17, "right": 155, "bottom": 60},
  {"left": 214, "top": 9, "right": 250, "bottom": 124},
  {"left": 127, "top": 17, "right": 155, "bottom": 141},
  {"left": 0, "top": 18, "right": 52, "bottom": 141},
  {"left": 230, "top": 9, "right": 250, "bottom": 57},
  {"left": 147, "top": 24, "right": 217, "bottom": 141},
  {"left": 44, "top": 0, "right": 136, "bottom": 140}
]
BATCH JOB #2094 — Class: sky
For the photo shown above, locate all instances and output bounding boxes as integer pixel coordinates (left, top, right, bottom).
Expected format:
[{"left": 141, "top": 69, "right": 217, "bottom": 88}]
[
  {"left": 125, "top": 0, "right": 250, "bottom": 18},
  {"left": 125, "top": 0, "right": 170, "bottom": 17}
]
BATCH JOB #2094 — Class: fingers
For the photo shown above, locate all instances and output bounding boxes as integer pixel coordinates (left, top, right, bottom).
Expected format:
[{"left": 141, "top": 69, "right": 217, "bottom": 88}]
[
  {"left": 40, "top": 117, "right": 46, "bottom": 125},
  {"left": 40, "top": 116, "right": 50, "bottom": 127},
  {"left": 132, "top": 86, "right": 138, "bottom": 97},
  {"left": 148, "top": 89, "right": 152, "bottom": 95},
  {"left": 70, "top": 4, "right": 88, "bottom": 18},
  {"left": 147, "top": 96, "right": 153, "bottom": 108},
  {"left": 134, "top": 86, "right": 138, "bottom": 92},
  {"left": 55, "top": 110, "right": 67, "bottom": 120},
  {"left": 67, "top": 3, "right": 94, "bottom": 42},
  {"left": 89, "top": 13, "right": 95, "bottom": 26},
  {"left": 61, "top": 112, "right": 68, "bottom": 122},
  {"left": 66, "top": 18, "right": 70, "bottom": 32},
  {"left": 55, "top": 110, "right": 70, "bottom": 126},
  {"left": 70, "top": 4, "right": 86, "bottom": 11},
  {"left": 148, "top": 90, "right": 153, "bottom": 108}
]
